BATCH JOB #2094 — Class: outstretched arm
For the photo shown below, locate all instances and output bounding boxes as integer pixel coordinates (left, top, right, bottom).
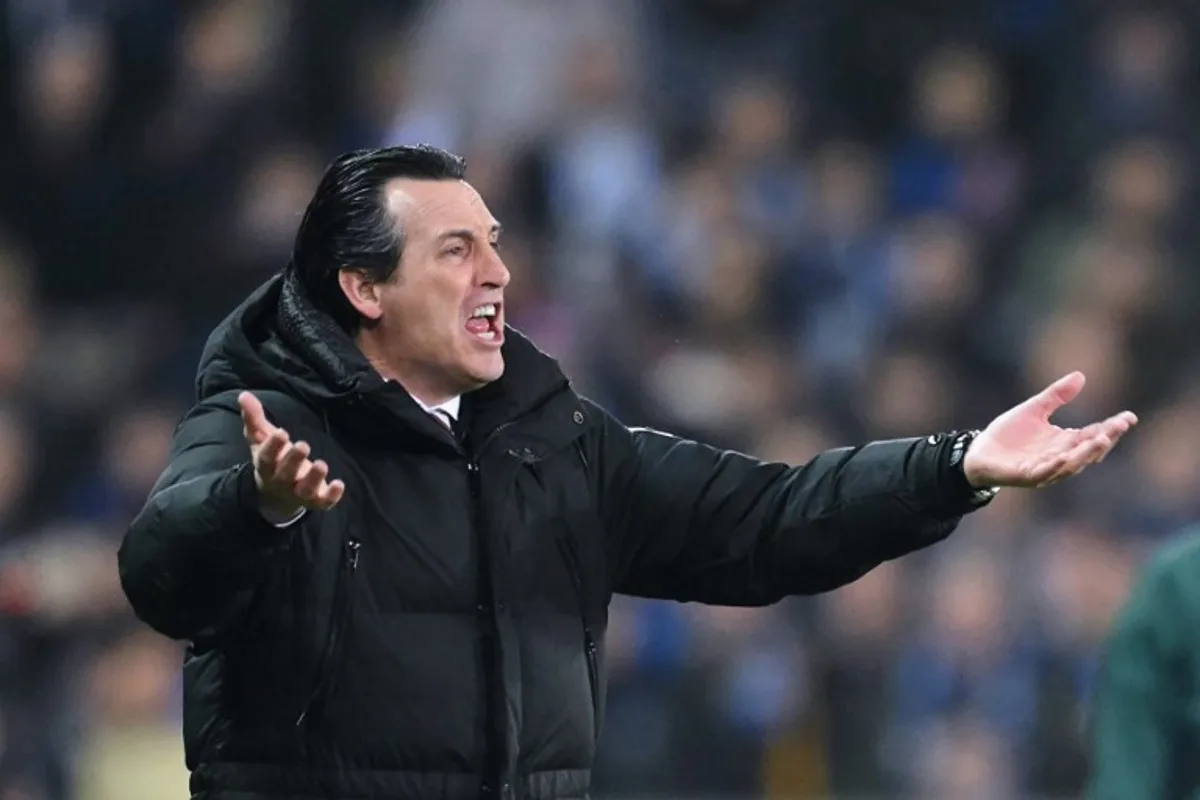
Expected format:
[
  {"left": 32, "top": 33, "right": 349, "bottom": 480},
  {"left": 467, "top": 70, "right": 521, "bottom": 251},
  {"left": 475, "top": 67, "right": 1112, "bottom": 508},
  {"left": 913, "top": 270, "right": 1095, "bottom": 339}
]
[
  {"left": 597, "top": 415, "right": 983, "bottom": 604},
  {"left": 596, "top": 372, "right": 1135, "bottom": 605},
  {"left": 118, "top": 391, "right": 343, "bottom": 641}
]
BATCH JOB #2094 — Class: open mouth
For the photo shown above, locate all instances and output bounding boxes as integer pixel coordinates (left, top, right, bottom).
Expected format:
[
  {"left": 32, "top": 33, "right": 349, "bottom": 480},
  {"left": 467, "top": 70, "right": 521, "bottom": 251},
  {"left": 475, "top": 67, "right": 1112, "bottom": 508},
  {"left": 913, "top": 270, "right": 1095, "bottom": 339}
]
[{"left": 465, "top": 302, "right": 503, "bottom": 343}]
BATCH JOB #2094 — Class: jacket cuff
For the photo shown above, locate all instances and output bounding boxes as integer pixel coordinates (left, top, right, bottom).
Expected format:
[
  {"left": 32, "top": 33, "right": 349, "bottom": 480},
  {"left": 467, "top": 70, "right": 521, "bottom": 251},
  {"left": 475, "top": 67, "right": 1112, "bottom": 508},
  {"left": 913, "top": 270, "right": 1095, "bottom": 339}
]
[
  {"left": 229, "top": 462, "right": 297, "bottom": 545},
  {"left": 946, "top": 430, "right": 1001, "bottom": 506},
  {"left": 264, "top": 508, "right": 308, "bottom": 528},
  {"left": 920, "top": 431, "right": 999, "bottom": 515}
]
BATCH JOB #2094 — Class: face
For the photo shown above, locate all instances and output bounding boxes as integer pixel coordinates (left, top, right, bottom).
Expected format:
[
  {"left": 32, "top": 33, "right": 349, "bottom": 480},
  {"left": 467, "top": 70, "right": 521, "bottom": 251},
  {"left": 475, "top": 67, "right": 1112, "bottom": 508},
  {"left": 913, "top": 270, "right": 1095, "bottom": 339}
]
[{"left": 341, "top": 178, "right": 510, "bottom": 404}]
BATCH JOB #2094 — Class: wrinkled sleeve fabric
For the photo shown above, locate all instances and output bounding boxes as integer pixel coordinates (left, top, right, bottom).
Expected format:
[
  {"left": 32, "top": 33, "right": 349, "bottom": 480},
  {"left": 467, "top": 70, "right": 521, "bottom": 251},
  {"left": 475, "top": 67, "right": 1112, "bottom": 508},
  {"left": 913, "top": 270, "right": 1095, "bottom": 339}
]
[
  {"left": 591, "top": 403, "right": 983, "bottom": 605},
  {"left": 118, "top": 392, "right": 296, "bottom": 642}
]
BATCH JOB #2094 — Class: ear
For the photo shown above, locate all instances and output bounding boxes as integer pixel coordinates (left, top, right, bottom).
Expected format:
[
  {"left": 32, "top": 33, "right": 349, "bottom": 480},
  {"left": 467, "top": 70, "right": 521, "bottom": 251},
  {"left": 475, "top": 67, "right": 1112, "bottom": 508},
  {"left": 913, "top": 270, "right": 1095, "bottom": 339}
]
[{"left": 337, "top": 269, "right": 384, "bottom": 322}]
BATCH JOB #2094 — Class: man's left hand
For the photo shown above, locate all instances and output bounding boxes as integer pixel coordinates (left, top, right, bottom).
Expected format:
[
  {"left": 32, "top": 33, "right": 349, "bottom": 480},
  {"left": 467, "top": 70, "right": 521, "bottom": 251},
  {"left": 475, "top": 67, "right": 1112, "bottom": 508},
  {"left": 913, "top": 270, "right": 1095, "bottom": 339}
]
[{"left": 963, "top": 371, "right": 1138, "bottom": 489}]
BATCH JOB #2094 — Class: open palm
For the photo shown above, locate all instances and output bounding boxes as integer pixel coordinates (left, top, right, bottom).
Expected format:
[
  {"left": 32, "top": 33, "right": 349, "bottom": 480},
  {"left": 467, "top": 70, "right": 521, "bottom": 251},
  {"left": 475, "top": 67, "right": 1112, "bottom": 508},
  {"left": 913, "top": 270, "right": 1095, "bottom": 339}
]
[{"left": 963, "top": 372, "right": 1138, "bottom": 489}]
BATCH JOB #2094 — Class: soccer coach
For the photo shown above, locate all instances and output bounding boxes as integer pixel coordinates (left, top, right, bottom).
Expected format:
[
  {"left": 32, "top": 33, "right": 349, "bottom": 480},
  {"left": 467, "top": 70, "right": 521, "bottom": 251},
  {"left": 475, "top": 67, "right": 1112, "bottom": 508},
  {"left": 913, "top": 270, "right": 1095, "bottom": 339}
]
[{"left": 118, "top": 145, "right": 1136, "bottom": 800}]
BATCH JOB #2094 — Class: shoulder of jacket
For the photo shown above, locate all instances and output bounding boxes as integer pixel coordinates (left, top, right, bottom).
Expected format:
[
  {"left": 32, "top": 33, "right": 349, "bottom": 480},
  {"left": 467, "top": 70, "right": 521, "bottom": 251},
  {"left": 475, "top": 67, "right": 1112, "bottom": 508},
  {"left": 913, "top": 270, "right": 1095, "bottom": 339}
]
[
  {"left": 197, "top": 388, "right": 324, "bottom": 432},
  {"left": 1115, "top": 529, "right": 1200, "bottom": 635}
]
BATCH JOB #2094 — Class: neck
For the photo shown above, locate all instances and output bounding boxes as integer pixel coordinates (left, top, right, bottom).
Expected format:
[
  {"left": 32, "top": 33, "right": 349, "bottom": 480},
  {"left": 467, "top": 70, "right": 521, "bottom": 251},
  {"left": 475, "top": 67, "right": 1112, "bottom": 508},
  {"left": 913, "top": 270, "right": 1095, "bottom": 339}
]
[{"left": 355, "top": 331, "right": 458, "bottom": 408}]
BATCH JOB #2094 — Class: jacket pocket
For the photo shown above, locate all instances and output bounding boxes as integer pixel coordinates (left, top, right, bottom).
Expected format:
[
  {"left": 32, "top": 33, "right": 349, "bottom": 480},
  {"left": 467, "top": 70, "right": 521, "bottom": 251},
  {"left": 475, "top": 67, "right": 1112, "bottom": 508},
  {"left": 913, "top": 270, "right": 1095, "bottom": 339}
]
[
  {"left": 295, "top": 537, "right": 360, "bottom": 727},
  {"left": 553, "top": 528, "right": 601, "bottom": 741}
]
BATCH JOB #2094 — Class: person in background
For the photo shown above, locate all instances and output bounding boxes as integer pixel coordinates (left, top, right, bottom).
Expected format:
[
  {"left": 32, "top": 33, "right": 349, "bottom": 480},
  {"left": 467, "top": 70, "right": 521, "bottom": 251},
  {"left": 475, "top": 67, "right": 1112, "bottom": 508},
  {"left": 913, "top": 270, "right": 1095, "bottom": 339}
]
[{"left": 1088, "top": 524, "right": 1200, "bottom": 799}]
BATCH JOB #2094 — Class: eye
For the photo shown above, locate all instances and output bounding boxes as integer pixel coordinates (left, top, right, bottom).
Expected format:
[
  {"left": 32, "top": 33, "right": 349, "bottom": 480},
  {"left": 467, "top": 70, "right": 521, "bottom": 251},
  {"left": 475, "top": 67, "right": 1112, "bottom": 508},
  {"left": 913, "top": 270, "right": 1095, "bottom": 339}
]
[
  {"left": 489, "top": 239, "right": 502, "bottom": 252},
  {"left": 443, "top": 244, "right": 467, "bottom": 258}
]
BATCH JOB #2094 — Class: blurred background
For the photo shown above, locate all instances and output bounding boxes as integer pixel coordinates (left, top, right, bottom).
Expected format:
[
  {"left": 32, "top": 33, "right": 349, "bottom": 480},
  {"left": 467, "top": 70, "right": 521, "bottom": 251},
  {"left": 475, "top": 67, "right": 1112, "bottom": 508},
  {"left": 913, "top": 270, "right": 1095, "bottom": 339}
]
[{"left": 1, "top": 0, "right": 1198, "bottom": 797}]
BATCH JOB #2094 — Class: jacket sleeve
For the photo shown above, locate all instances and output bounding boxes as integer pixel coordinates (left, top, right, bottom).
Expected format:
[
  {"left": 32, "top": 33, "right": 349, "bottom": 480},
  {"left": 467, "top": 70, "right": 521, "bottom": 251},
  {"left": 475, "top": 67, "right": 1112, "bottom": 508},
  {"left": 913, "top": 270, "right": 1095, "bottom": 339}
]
[
  {"left": 1087, "top": 547, "right": 1188, "bottom": 800},
  {"left": 118, "top": 393, "right": 295, "bottom": 642},
  {"left": 591, "top": 404, "right": 985, "bottom": 605}
]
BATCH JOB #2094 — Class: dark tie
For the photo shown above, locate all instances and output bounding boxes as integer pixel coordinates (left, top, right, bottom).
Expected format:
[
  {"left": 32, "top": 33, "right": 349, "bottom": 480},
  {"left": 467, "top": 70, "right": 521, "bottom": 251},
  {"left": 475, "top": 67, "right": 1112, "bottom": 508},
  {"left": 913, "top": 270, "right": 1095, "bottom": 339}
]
[{"left": 431, "top": 409, "right": 458, "bottom": 437}]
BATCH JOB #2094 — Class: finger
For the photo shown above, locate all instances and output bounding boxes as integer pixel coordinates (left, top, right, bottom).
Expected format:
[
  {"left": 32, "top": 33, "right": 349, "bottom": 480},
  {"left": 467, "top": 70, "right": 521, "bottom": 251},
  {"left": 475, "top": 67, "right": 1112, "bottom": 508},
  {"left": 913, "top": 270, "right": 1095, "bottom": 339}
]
[
  {"left": 1097, "top": 416, "right": 1136, "bottom": 462},
  {"left": 1023, "top": 428, "right": 1095, "bottom": 475},
  {"left": 1081, "top": 432, "right": 1114, "bottom": 465},
  {"left": 254, "top": 429, "right": 290, "bottom": 470},
  {"left": 312, "top": 479, "right": 346, "bottom": 511},
  {"left": 1027, "top": 371, "right": 1086, "bottom": 420},
  {"left": 1064, "top": 420, "right": 1118, "bottom": 450},
  {"left": 1027, "top": 436, "right": 1099, "bottom": 486},
  {"left": 1072, "top": 411, "right": 1138, "bottom": 436},
  {"left": 1061, "top": 422, "right": 1103, "bottom": 448},
  {"left": 239, "top": 392, "right": 276, "bottom": 443},
  {"left": 293, "top": 459, "right": 329, "bottom": 500},
  {"left": 1059, "top": 411, "right": 1138, "bottom": 462},
  {"left": 1086, "top": 412, "right": 1137, "bottom": 460},
  {"left": 1099, "top": 418, "right": 1132, "bottom": 442},
  {"left": 1107, "top": 411, "right": 1138, "bottom": 434},
  {"left": 274, "top": 441, "right": 312, "bottom": 483},
  {"left": 1091, "top": 411, "right": 1135, "bottom": 434},
  {"left": 1036, "top": 434, "right": 1113, "bottom": 487}
]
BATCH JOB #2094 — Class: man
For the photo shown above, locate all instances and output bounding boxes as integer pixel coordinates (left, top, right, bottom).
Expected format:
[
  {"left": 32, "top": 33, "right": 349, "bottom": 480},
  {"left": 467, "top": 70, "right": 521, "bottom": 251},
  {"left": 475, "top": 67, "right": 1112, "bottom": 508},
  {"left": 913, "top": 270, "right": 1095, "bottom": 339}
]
[
  {"left": 118, "top": 144, "right": 1136, "bottom": 800},
  {"left": 1088, "top": 526, "right": 1200, "bottom": 799}
]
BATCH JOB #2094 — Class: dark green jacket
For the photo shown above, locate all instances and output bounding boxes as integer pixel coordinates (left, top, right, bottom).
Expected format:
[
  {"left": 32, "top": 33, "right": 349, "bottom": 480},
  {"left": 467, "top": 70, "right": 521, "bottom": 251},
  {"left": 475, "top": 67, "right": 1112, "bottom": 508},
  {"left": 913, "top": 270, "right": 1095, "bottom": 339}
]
[{"left": 1089, "top": 528, "right": 1200, "bottom": 800}]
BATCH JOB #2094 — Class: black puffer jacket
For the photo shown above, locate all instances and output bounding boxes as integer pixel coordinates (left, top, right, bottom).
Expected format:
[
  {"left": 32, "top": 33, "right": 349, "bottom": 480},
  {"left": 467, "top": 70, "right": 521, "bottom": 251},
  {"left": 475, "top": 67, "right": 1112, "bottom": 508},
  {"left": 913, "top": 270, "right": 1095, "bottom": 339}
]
[{"left": 118, "top": 272, "right": 986, "bottom": 800}]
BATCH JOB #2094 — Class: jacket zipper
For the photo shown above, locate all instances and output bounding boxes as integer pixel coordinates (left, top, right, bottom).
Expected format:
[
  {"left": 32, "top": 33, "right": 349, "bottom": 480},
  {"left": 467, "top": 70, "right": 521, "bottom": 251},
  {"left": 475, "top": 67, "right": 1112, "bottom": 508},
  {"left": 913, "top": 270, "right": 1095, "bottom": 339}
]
[
  {"left": 555, "top": 531, "right": 601, "bottom": 741},
  {"left": 295, "top": 537, "right": 360, "bottom": 726},
  {"left": 456, "top": 384, "right": 586, "bottom": 790},
  {"left": 463, "top": 388, "right": 570, "bottom": 788},
  {"left": 481, "top": 390, "right": 600, "bottom": 741},
  {"left": 465, "top": 456, "right": 505, "bottom": 789}
]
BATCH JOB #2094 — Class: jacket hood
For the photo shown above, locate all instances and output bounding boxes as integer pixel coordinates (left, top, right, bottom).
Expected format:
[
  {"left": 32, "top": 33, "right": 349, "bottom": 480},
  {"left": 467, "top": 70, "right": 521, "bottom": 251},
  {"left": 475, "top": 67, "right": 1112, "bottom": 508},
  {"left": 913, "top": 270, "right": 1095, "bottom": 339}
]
[
  {"left": 196, "top": 270, "right": 381, "bottom": 405},
  {"left": 195, "top": 271, "right": 571, "bottom": 431}
]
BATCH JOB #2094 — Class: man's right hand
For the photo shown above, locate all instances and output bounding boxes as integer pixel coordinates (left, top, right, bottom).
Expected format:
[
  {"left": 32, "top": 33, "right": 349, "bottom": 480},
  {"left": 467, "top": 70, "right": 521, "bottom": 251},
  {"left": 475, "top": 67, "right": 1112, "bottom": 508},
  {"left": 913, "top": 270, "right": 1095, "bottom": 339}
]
[{"left": 238, "top": 391, "right": 346, "bottom": 520}]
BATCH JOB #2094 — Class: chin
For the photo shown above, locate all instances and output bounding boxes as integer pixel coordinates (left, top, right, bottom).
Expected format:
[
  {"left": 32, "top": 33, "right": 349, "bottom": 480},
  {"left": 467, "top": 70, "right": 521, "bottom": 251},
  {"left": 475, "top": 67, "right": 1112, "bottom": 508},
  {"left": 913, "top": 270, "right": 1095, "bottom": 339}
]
[{"left": 465, "top": 352, "right": 506, "bottom": 387}]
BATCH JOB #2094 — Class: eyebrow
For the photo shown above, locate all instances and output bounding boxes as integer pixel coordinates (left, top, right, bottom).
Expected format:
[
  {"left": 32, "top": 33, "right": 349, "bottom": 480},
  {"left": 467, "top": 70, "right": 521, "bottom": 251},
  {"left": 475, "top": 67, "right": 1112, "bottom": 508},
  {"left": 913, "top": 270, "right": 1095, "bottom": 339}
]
[{"left": 436, "top": 223, "right": 503, "bottom": 242}]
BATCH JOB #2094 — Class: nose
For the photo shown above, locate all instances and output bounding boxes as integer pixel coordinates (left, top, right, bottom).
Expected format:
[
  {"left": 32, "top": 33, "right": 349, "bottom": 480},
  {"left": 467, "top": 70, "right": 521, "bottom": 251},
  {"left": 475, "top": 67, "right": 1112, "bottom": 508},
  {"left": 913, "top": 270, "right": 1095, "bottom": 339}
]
[{"left": 479, "top": 246, "right": 510, "bottom": 289}]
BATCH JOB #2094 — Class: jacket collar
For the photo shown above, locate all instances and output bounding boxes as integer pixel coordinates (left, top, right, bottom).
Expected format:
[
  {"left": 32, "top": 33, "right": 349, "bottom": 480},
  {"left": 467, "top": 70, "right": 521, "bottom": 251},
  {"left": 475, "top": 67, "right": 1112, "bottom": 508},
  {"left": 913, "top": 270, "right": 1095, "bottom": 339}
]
[{"left": 273, "top": 270, "right": 571, "bottom": 443}]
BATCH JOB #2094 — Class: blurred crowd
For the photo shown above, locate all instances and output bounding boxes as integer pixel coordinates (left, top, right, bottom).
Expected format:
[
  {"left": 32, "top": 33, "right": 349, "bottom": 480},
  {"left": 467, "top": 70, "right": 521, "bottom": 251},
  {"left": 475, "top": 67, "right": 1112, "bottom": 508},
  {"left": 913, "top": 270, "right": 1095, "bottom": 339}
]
[{"left": 3, "top": 0, "right": 1200, "bottom": 798}]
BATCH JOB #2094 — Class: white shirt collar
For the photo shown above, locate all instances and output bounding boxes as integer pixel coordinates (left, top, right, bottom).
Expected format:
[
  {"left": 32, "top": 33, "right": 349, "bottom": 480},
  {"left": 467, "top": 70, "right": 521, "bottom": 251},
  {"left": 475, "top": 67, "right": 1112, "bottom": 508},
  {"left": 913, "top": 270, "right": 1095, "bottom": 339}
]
[
  {"left": 382, "top": 378, "right": 460, "bottom": 421},
  {"left": 416, "top": 395, "right": 461, "bottom": 421}
]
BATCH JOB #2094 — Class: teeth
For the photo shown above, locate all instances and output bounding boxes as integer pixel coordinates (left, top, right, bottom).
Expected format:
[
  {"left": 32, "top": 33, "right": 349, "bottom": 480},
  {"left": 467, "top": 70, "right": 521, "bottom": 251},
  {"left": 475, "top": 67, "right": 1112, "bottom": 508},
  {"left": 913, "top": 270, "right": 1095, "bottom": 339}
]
[
  {"left": 472, "top": 304, "right": 496, "bottom": 318},
  {"left": 477, "top": 330, "right": 496, "bottom": 340}
]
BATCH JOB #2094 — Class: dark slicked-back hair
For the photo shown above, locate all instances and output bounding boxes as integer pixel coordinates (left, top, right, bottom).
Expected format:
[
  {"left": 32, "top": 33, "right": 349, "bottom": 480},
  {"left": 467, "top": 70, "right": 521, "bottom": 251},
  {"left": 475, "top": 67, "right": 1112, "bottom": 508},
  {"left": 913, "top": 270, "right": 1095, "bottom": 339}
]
[{"left": 290, "top": 144, "right": 467, "bottom": 332}]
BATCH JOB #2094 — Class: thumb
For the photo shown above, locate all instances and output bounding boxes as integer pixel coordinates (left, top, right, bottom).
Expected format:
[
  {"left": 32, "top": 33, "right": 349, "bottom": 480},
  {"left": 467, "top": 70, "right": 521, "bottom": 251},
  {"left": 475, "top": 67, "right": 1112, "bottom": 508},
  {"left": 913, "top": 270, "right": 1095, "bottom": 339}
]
[
  {"left": 238, "top": 391, "right": 274, "bottom": 443},
  {"left": 1027, "top": 371, "right": 1086, "bottom": 419}
]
